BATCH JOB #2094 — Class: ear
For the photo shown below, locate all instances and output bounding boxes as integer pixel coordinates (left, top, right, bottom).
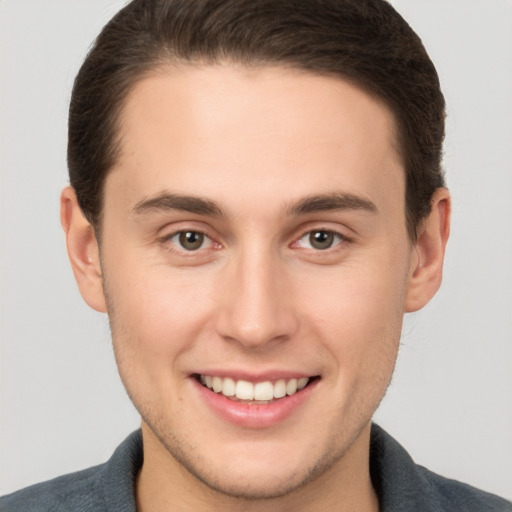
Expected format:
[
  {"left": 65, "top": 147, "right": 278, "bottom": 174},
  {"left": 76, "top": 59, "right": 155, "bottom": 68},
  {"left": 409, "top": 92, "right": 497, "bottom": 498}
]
[
  {"left": 405, "top": 188, "right": 451, "bottom": 313},
  {"left": 60, "top": 186, "right": 107, "bottom": 313}
]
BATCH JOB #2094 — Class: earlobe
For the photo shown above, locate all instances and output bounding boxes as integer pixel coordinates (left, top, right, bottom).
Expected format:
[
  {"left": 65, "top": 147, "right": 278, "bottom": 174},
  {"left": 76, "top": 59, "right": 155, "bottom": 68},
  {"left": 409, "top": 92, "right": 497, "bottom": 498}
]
[
  {"left": 405, "top": 188, "right": 451, "bottom": 313},
  {"left": 60, "top": 186, "right": 107, "bottom": 313}
]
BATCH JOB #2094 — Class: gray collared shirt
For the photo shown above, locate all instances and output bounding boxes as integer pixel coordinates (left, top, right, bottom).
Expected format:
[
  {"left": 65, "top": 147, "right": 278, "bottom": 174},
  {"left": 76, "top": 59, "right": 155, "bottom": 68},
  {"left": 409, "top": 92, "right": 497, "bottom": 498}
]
[{"left": 1, "top": 424, "right": 510, "bottom": 511}]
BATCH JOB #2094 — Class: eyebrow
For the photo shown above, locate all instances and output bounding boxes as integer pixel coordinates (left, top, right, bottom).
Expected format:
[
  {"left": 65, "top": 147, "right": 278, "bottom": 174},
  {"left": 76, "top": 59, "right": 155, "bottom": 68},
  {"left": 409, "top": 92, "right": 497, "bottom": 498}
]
[
  {"left": 287, "top": 192, "right": 377, "bottom": 215},
  {"left": 132, "top": 192, "right": 224, "bottom": 217},
  {"left": 132, "top": 191, "right": 377, "bottom": 218}
]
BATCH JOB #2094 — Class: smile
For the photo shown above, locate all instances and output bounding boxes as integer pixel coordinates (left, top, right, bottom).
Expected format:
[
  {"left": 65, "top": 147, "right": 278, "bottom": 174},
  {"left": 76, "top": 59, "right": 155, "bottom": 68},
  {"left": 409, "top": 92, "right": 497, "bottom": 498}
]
[
  {"left": 193, "top": 372, "right": 320, "bottom": 428},
  {"left": 198, "top": 375, "right": 311, "bottom": 402}
]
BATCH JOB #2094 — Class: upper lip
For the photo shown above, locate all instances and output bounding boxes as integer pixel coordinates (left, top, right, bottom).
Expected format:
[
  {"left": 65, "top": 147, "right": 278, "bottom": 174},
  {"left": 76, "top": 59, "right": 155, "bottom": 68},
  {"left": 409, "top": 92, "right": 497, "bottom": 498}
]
[{"left": 192, "top": 370, "right": 317, "bottom": 382}]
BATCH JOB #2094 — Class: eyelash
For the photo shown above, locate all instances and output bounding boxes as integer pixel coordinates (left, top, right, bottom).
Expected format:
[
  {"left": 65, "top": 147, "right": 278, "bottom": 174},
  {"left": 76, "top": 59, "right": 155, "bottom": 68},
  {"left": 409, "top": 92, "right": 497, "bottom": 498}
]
[
  {"left": 159, "top": 228, "right": 350, "bottom": 255},
  {"left": 161, "top": 230, "right": 217, "bottom": 254},
  {"left": 294, "top": 229, "right": 348, "bottom": 251}
]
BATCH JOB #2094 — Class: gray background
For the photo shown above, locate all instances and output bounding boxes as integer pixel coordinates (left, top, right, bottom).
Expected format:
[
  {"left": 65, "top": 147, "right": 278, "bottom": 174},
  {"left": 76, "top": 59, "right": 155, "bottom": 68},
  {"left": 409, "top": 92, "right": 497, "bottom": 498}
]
[{"left": 1, "top": 0, "right": 511, "bottom": 500}]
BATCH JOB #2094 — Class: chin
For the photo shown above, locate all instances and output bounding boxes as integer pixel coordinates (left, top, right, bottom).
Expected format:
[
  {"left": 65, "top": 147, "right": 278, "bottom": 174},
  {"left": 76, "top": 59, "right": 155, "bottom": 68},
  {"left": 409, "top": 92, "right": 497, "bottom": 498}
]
[
  {"left": 150, "top": 421, "right": 346, "bottom": 501},
  {"left": 175, "top": 453, "right": 330, "bottom": 500}
]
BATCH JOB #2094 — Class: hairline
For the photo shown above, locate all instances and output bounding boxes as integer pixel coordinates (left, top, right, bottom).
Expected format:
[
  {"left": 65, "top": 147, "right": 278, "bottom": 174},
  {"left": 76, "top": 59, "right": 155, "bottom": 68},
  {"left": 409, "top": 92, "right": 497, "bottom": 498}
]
[{"left": 91, "top": 57, "right": 411, "bottom": 243}]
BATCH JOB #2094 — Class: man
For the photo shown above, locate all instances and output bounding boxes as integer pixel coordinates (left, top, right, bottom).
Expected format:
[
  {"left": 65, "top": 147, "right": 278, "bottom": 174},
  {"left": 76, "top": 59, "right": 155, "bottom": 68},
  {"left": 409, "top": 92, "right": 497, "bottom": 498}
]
[{"left": 1, "top": 0, "right": 510, "bottom": 510}]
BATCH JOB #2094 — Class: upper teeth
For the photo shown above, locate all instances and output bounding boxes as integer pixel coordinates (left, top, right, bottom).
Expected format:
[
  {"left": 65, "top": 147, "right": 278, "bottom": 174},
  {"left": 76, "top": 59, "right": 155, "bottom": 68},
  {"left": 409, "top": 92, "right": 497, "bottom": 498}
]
[{"left": 200, "top": 375, "right": 310, "bottom": 401}]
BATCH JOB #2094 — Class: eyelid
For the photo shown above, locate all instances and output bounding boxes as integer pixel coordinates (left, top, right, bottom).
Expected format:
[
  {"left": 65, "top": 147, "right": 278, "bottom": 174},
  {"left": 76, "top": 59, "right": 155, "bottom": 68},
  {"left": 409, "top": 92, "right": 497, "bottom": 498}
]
[
  {"left": 291, "top": 222, "right": 352, "bottom": 245},
  {"left": 158, "top": 227, "right": 221, "bottom": 255},
  {"left": 156, "top": 222, "right": 352, "bottom": 256},
  {"left": 295, "top": 229, "right": 346, "bottom": 250},
  {"left": 171, "top": 230, "right": 213, "bottom": 250}
]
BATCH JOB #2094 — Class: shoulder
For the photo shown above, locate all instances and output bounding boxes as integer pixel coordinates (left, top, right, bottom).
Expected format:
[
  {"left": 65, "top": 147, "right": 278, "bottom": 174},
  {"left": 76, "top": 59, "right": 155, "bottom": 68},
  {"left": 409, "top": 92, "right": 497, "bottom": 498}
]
[
  {"left": 416, "top": 464, "right": 512, "bottom": 512},
  {"left": 0, "top": 430, "right": 142, "bottom": 512},
  {"left": 370, "top": 424, "right": 512, "bottom": 512},
  {"left": 0, "top": 464, "right": 106, "bottom": 512}
]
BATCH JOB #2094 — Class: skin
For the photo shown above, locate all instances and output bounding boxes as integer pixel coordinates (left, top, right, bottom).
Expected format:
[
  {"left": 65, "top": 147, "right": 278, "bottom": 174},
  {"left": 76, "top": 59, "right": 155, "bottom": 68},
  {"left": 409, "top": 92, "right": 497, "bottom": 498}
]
[{"left": 61, "top": 65, "right": 450, "bottom": 512}]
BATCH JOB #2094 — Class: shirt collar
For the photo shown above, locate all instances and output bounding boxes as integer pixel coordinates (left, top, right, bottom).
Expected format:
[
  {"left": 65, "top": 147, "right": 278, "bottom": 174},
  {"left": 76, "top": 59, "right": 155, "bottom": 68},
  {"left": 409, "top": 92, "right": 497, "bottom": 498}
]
[{"left": 100, "top": 424, "right": 444, "bottom": 511}]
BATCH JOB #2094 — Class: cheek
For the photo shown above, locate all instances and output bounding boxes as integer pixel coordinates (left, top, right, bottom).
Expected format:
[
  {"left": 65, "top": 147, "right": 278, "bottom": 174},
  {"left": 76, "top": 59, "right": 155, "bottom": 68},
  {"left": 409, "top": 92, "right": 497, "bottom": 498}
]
[
  {"left": 103, "top": 266, "right": 219, "bottom": 415},
  {"left": 297, "top": 254, "right": 409, "bottom": 370},
  {"left": 103, "top": 261, "right": 217, "bottom": 364}
]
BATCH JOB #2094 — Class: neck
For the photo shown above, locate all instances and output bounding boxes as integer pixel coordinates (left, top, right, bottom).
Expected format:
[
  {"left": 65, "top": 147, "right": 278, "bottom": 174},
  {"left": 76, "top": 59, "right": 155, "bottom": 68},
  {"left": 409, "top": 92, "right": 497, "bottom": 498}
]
[{"left": 136, "top": 422, "right": 379, "bottom": 512}]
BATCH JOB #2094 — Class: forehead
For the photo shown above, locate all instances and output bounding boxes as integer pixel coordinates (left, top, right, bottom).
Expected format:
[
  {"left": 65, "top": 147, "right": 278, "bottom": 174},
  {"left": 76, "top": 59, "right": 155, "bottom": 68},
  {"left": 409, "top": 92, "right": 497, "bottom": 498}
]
[{"left": 109, "top": 64, "right": 404, "bottom": 218}]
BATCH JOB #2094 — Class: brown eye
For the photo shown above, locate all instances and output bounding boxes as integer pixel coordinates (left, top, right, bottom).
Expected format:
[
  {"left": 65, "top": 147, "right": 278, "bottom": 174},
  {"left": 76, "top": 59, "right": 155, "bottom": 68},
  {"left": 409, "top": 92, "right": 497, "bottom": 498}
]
[
  {"left": 177, "top": 231, "right": 205, "bottom": 250},
  {"left": 309, "top": 230, "right": 335, "bottom": 250},
  {"left": 296, "top": 230, "right": 344, "bottom": 251}
]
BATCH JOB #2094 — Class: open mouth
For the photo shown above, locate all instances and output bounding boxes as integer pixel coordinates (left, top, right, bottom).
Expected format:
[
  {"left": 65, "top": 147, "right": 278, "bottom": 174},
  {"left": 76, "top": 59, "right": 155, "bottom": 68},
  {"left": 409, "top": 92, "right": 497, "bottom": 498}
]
[{"left": 195, "top": 374, "right": 318, "bottom": 404}]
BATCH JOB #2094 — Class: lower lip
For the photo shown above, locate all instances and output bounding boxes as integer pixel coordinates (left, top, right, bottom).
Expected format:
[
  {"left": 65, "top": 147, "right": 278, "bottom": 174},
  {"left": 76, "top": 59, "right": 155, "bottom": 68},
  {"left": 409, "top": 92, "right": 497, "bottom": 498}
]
[{"left": 192, "top": 378, "right": 318, "bottom": 429}]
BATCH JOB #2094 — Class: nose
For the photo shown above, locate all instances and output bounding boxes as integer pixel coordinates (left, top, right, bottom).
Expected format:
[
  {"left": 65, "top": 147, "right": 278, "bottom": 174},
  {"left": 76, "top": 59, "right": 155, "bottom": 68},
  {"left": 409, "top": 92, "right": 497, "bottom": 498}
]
[{"left": 215, "top": 245, "right": 299, "bottom": 350}]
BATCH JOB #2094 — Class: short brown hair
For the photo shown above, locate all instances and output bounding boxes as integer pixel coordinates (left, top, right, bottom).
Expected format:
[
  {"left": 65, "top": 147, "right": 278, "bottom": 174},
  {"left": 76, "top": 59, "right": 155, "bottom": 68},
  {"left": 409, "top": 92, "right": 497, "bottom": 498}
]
[{"left": 68, "top": 0, "right": 446, "bottom": 239}]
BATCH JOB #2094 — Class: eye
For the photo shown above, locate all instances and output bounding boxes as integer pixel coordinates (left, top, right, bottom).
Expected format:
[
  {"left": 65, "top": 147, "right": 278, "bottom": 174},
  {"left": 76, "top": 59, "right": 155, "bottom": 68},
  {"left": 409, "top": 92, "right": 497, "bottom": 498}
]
[
  {"left": 297, "top": 230, "right": 344, "bottom": 250},
  {"left": 169, "top": 230, "right": 212, "bottom": 251}
]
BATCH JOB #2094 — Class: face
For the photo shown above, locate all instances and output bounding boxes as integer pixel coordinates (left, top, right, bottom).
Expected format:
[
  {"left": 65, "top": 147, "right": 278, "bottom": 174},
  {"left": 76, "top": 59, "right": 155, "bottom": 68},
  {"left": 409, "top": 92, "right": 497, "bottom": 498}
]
[{"left": 95, "top": 65, "right": 415, "bottom": 498}]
